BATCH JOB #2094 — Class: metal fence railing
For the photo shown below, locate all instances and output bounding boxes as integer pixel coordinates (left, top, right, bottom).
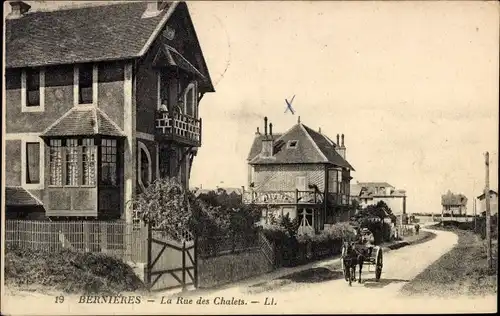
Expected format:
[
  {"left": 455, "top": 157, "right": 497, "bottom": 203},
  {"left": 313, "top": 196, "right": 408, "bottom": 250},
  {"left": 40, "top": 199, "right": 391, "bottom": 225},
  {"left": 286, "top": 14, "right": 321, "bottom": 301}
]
[{"left": 5, "top": 219, "right": 148, "bottom": 263}]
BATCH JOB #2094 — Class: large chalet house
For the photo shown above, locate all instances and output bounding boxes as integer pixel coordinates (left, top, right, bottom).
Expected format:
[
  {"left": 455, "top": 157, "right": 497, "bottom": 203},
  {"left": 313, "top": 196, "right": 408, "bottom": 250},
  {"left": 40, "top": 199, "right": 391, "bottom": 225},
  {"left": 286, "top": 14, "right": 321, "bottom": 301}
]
[
  {"left": 441, "top": 190, "right": 467, "bottom": 217},
  {"left": 4, "top": 1, "right": 214, "bottom": 221},
  {"left": 242, "top": 117, "right": 355, "bottom": 235}
]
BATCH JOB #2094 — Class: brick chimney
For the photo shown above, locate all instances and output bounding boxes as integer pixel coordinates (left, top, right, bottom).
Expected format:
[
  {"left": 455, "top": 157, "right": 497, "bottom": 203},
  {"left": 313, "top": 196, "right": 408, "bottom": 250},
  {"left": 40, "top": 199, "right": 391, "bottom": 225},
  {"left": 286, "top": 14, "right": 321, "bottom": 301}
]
[
  {"left": 261, "top": 117, "right": 273, "bottom": 158},
  {"left": 7, "top": 1, "right": 31, "bottom": 19},
  {"left": 142, "top": 1, "right": 167, "bottom": 18},
  {"left": 335, "top": 133, "right": 346, "bottom": 159}
]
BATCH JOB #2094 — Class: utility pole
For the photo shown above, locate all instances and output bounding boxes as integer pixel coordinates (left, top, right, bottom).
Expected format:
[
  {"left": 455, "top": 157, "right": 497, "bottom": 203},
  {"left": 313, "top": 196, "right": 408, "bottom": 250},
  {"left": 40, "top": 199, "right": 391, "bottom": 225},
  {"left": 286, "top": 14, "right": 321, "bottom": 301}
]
[
  {"left": 473, "top": 197, "right": 477, "bottom": 232},
  {"left": 484, "top": 152, "right": 492, "bottom": 269}
]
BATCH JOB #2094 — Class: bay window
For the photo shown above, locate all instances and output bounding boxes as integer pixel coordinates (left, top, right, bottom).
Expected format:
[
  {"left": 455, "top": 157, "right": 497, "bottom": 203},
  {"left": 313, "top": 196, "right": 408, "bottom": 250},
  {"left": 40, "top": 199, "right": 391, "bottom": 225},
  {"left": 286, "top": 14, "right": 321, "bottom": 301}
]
[{"left": 48, "top": 138, "right": 118, "bottom": 187}]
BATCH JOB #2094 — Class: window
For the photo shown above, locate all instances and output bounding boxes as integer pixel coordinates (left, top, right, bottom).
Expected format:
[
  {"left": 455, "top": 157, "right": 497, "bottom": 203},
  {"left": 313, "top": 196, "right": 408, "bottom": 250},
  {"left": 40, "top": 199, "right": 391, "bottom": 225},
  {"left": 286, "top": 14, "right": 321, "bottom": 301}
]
[
  {"left": 26, "top": 142, "right": 40, "bottom": 184},
  {"left": 328, "top": 169, "right": 338, "bottom": 193},
  {"left": 26, "top": 69, "right": 40, "bottom": 106},
  {"left": 138, "top": 142, "right": 152, "bottom": 191},
  {"left": 296, "top": 176, "right": 307, "bottom": 191},
  {"left": 48, "top": 138, "right": 103, "bottom": 187},
  {"left": 22, "top": 68, "right": 45, "bottom": 112},
  {"left": 288, "top": 140, "right": 298, "bottom": 148},
  {"left": 184, "top": 82, "right": 197, "bottom": 117},
  {"left": 82, "top": 138, "right": 96, "bottom": 186},
  {"left": 49, "top": 139, "right": 63, "bottom": 186},
  {"left": 79, "top": 64, "right": 93, "bottom": 104},
  {"left": 101, "top": 139, "right": 117, "bottom": 186},
  {"left": 159, "top": 73, "right": 182, "bottom": 111},
  {"left": 66, "top": 139, "right": 79, "bottom": 186}
]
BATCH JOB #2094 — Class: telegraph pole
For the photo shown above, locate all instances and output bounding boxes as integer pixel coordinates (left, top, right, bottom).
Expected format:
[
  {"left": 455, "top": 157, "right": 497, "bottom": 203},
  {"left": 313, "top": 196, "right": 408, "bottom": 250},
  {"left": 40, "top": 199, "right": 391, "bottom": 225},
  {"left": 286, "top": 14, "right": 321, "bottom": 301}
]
[{"left": 484, "top": 152, "right": 492, "bottom": 269}]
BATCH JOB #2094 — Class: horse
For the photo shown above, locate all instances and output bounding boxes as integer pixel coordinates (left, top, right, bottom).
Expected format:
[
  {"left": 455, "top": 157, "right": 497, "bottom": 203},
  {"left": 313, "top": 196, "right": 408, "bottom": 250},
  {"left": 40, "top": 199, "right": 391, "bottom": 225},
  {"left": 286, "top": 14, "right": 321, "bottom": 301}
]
[{"left": 342, "top": 240, "right": 367, "bottom": 286}]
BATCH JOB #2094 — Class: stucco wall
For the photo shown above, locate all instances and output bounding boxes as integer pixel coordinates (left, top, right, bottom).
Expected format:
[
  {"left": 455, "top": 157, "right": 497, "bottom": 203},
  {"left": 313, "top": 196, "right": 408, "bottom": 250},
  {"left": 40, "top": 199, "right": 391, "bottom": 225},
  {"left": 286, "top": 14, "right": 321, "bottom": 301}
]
[
  {"left": 5, "top": 140, "right": 22, "bottom": 186},
  {"left": 98, "top": 61, "right": 125, "bottom": 129}
]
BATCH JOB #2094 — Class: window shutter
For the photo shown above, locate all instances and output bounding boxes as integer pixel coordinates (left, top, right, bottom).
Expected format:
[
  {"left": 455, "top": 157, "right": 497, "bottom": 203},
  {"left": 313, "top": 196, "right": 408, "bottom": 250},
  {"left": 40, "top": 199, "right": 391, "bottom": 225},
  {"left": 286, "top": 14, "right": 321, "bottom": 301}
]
[
  {"left": 26, "top": 142, "right": 40, "bottom": 184},
  {"left": 296, "top": 176, "right": 306, "bottom": 191}
]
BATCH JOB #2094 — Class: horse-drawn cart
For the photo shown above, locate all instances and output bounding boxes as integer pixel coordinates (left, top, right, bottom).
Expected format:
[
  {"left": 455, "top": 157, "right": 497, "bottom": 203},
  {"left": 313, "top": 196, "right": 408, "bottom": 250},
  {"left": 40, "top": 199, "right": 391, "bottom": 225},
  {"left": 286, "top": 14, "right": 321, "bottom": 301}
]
[{"left": 340, "top": 242, "right": 383, "bottom": 285}]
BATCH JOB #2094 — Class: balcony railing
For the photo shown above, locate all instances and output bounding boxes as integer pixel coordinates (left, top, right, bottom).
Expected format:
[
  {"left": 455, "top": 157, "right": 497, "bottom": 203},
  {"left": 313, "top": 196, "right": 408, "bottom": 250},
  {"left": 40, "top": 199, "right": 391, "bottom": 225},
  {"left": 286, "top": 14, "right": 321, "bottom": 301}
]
[
  {"left": 155, "top": 110, "right": 202, "bottom": 146},
  {"left": 242, "top": 190, "right": 324, "bottom": 205}
]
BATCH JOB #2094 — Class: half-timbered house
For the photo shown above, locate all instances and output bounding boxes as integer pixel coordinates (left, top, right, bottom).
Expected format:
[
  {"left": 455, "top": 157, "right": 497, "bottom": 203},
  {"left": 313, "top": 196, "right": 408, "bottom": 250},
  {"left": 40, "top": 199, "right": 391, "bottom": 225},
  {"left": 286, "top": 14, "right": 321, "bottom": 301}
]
[{"left": 4, "top": 1, "right": 214, "bottom": 221}]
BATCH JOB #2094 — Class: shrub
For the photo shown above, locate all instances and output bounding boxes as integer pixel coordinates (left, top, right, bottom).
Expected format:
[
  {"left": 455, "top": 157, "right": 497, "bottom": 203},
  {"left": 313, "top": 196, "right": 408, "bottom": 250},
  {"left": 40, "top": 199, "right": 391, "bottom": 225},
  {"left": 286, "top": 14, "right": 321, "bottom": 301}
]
[{"left": 5, "top": 247, "right": 145, "bottom": 294}]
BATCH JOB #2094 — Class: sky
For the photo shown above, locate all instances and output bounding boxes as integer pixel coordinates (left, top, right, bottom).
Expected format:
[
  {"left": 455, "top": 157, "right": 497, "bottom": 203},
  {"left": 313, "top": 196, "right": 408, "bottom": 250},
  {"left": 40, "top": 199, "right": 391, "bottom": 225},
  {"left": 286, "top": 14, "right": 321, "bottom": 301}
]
[{"left": 5, "top": 1, "right": 499, "bottom": 214}]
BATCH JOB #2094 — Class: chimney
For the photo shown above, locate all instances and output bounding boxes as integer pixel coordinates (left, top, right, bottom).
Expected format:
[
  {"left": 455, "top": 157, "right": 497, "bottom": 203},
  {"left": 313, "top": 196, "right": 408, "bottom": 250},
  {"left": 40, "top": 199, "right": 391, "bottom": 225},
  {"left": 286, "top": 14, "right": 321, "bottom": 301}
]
[
  {"left": 335, "top": 133, "right": 346, "bottom": 159},
  {"left": 7, "top": 1, "right": 31, "bottom": 19},
  {"left": 142, "top": 1, "right": 166, "bottom": 18},
  {"left": 255, "top": 127, "right": 260, "bottom": 135},
  {"left": 261, "top": 118, "right": 274, "bottom": 158}
]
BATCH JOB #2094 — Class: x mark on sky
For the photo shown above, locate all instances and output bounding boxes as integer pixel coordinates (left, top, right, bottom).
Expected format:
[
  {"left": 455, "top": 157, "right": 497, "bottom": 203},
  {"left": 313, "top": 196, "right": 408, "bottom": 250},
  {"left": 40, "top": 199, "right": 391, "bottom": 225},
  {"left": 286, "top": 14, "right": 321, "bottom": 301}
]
[{"left": 285, "top": 95, "right": 296, "bottom": 114}]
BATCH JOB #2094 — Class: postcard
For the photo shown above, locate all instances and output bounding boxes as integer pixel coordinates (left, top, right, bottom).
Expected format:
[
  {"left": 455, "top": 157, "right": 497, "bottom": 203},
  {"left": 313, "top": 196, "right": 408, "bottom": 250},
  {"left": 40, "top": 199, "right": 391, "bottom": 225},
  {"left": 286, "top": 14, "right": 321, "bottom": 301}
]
[{"left": 2, "top": 0, "right": 498, "bottom": 315}]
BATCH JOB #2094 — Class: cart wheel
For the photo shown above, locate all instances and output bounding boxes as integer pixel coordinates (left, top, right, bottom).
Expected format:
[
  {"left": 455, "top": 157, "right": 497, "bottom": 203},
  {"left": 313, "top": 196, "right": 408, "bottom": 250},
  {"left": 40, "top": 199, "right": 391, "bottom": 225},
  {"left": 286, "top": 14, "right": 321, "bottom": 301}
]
[{"left": 375, "top": 247, "right": 383, "bottom": 281}]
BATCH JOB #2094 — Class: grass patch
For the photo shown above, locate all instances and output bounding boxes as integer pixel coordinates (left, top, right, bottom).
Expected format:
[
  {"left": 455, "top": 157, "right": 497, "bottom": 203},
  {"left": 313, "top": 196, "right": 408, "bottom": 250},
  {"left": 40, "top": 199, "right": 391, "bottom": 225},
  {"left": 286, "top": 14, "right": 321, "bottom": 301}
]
[
  {"left": 401, "top": 227, "right": 497, "bottom": 297},
  {"left": 5, "top": 246, "right": 147, "bottom": 295}
]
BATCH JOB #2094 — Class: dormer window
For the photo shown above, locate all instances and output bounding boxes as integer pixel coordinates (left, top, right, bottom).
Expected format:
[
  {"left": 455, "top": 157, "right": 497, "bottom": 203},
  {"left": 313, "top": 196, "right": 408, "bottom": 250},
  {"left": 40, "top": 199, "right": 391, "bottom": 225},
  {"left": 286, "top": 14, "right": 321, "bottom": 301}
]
[{"left": 288, "top": 140, "right": 298, "bottom": 148}]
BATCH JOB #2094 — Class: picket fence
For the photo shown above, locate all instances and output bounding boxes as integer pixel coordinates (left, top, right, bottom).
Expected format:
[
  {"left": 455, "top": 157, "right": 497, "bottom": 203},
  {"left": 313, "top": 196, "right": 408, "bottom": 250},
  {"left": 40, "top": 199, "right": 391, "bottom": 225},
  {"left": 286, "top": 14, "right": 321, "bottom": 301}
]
[{"left": 5, "top": 219, "right": 148, "bottom": 263}]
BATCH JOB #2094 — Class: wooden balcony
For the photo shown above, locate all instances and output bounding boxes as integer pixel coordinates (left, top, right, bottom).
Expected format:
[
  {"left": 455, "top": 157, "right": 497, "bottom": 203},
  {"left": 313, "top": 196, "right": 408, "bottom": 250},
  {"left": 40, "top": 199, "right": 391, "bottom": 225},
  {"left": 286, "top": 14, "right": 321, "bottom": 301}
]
[
  {"left": 242, "top": 190, "right": 324, "bottom": 205},
  {"left": 155, "top": 111, "right": 202, "bottom": 147}
]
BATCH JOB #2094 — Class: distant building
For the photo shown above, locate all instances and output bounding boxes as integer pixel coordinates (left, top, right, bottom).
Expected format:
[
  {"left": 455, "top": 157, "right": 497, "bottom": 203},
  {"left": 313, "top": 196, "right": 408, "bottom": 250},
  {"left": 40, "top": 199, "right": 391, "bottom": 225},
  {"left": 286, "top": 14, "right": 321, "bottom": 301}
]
[
  {"left": 441, "top": 190, "right": 467, "bottom": 216},
  {"left": 476, "top": 190, "right": 498, "bottom": 216},
  {"left": 350, "top": 181, "right": 407, "bottom": 216}
]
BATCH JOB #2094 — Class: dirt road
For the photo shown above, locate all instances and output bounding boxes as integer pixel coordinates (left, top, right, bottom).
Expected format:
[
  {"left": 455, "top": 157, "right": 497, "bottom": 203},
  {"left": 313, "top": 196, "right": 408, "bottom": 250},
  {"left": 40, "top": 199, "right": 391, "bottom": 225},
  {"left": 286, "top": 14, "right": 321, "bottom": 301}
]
[{"left": 2, "top": 226, "right": 497, "bottom": 315}]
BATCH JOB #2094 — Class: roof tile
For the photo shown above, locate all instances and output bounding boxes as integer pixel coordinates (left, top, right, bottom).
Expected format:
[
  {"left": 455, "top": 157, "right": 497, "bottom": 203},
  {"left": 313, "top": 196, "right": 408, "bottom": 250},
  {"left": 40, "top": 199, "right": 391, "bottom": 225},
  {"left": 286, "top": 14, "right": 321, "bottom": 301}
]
[
  {"left": 5, "top": 187, "right": 42, "bottom": 206},
  {"left": 5, "top": 2, "right": 172, "bottom": 68},
  {"left": 42, "top": 107, "right": 125, "bottom": 137},
  {"left": 247, "top": 122, "right": 354, "bottom": 170}
]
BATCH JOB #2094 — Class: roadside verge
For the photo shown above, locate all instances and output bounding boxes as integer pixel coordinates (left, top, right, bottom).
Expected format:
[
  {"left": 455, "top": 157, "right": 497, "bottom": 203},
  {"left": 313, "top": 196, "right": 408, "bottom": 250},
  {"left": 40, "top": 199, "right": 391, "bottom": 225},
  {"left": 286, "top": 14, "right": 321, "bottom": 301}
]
[{"left": 159, "top": 230, "right": 436, "bottom": 298}]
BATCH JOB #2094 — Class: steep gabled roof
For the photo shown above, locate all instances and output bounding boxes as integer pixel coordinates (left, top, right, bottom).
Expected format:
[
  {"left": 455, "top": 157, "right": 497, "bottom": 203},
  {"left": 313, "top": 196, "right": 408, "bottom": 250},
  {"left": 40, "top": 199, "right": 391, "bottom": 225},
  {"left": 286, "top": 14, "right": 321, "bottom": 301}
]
[
  {"left": 441, "top": 190, "right": 467, "bottom": 206},
  {"left": 247, "top": 122, "right": 354, "bottom": 170},
  {"left": 6, "top": 2, "right": 174, "bottom": 68},
  {"left": 41, "top": 107, "right": 125, "bottom": 137},
  {"left": 477, "top": 190, "right": 498, "bottom": 200},
  {"left": 5, "top": 187, "right": 43, "bottom": 206},
  {"left": 5, "top": 1, "right": 215, "bottom": 92}
]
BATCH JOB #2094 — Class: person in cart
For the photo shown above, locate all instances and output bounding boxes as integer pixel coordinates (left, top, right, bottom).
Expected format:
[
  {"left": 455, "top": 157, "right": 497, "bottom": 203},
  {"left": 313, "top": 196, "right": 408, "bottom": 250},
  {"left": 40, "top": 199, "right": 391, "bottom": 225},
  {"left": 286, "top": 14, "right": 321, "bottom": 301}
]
[{"left": 358, "top": 227, "right": 375, "bottom": 257}]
